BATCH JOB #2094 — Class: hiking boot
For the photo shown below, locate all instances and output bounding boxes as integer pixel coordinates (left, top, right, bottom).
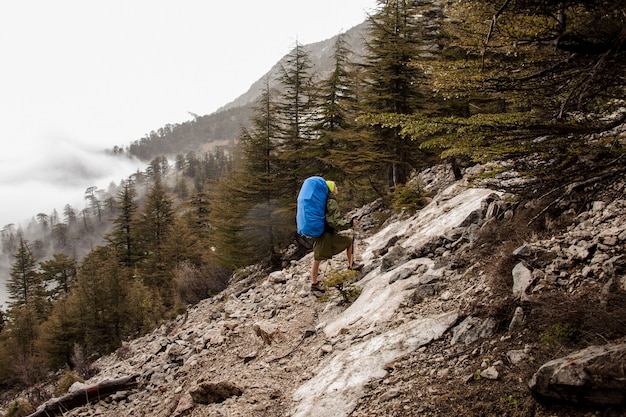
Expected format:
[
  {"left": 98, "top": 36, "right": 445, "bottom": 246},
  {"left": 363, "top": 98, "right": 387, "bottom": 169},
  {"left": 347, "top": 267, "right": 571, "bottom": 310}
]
[
  {"left": 349, "top": 263, "right": 364, "bottom": 271},
  {"left": 310, "top": 282, "right": 326, "bottom": 294}
]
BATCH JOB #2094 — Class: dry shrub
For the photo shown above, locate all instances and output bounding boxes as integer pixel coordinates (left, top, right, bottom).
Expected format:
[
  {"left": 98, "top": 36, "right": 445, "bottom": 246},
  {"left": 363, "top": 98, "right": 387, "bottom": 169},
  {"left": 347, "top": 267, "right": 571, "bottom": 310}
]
[
  {"left": 115, "top": 342, "right": 133, "bottom": 360},
  {"left": 55, "top": 368, "right": 83, "bottom": 396},
  {"left": 10, "top": 352, "right": 46, "bottom": 387},
  {"left": 175, "top": 261, "right": 230, "bottom": 305},
  {"left": 70, "top": 343, "right": 98, "bottom": 380},
  {"left": 2, "top": 399, "right": 32, "bottom": 417},
  {"left": 526, "top": 291, "right": 626, "bottom": 351},
  {"left": 464, "top": 212, "right": 532, "bottom": 330}
]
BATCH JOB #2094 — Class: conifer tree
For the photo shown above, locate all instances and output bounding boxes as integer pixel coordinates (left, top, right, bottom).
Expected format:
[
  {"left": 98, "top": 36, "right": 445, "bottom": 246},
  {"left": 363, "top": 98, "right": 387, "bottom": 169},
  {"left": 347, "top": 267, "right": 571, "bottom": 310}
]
[
  {"left": 84, "top": 186, "right": 103, "bottom": 222},
  {"left": 275, "top": 42, "right": 321, "bottom": 192},
  {"left": 208, "top": 172, "right": 254, "bottom": 270},
  {"left": 180, "top": 190, "right": 212, "bottom": 247},
  {"left": 315, "top": 33, "right": 356, "bottom": 177},
  {"left": 106, "top": 180, "right": 139, "bottom": 269},
  {"left": 239, "top": 78, "right": 293, "bottom": 266},
  {"left": 72, "top": 246, "right": 128, "bottom": 355},
  {"left": 133, "top": 174, "right": 177, "bottom": 306},
  {"left": 3, "top": 238, "right": 47, "bottom": 383},
  {"left": 63, "top": 204, "right": 77, "bottom": 226},
  {"left": 39, "top": 253, "right": 77, "bottom": 300},
  {"left": 369, "top": 0, "right": 626, "bottom": 181},
  {"left": 51, "top": 222, "right": 69, "bottom": 250},
  {"left": 36, "top": 213, "right": 49, "bottom": 232},
  {"left": 316, "top": 32, "right": 382, "bottom": 203},
  {"left": 209, "top": 79, "right": 295, "bottom": 269},
  {"left": 7, "top": 237, "right": 45, "bottom": 315},
  {"left": 1, "top": 223, "right": 16, "bottom": 254},
  {"left": 37, "top": 290, "right": 82, "bottom": 368},
  {"left": 3, "top": 304, "right": 42, "bottom": 384},
  {"left": 360, "top": 0, "right": 426, "bottom": 187}
]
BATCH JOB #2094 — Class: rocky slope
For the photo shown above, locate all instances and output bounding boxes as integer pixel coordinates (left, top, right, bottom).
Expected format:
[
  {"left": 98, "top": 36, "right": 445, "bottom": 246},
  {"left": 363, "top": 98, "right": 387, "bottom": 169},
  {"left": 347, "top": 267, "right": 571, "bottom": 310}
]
[{"left": 10, "top": 163, "right": 626, "bottom": 417}]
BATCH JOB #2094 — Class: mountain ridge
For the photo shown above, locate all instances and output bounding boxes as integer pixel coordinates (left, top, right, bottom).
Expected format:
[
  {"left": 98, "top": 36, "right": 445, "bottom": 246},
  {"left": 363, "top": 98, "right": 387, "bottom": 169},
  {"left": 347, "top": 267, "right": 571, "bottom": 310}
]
[
  {"left": 125, "top": 21, "right": 371, "bottom": 162},
  {"left": 217, "top": 21, "right": 370, "bottom": 113}
]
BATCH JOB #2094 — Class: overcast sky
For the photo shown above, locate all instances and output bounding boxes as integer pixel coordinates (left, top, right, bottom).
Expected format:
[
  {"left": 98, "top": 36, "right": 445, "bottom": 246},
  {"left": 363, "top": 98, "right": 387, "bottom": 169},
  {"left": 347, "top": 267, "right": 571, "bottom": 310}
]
[{"left": 0, "top": 0, "right": 377, "bottom": 229}]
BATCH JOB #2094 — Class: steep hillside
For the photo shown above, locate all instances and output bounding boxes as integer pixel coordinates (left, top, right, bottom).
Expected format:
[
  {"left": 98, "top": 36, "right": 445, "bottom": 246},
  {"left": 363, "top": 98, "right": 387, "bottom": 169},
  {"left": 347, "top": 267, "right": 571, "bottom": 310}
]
[
  {"left": 218, "top": 22, "right": 370, "bottom": 113},
  {"left": 126, "top": 21, "right": 370, "bottom": 161},
  {"left": 11, "top": 162, "right": 626, "bottom": 417}
]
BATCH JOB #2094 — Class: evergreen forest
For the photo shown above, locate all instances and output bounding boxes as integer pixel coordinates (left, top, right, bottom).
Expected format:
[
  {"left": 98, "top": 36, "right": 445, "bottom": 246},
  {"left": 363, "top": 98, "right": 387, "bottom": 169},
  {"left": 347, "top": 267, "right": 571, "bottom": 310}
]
[{"left": 0, "top": 0, "right": 624, "bottom": 389}]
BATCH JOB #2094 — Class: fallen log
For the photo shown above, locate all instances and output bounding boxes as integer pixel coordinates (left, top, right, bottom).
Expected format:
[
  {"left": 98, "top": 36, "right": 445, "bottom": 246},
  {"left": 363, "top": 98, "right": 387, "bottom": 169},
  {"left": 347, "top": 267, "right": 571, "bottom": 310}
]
[{"left": 26, "top": 374, "right": 139, "bottom": 417}]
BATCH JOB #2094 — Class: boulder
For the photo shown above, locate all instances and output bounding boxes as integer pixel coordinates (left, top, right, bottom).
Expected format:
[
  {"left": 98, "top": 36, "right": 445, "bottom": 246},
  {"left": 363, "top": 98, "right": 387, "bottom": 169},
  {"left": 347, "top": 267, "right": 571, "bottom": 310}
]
[
  {"left": 450, "top": 316, "right": 496, "bottom": 346},
  {"left": 529, "top": 342, "right": 626, "bottom": 406},
  {"left": 512, "top": 262, "right": 533, "bottom": 297},
  {"left": 189, "top": 381, "right": 243, "bottom": 404}
]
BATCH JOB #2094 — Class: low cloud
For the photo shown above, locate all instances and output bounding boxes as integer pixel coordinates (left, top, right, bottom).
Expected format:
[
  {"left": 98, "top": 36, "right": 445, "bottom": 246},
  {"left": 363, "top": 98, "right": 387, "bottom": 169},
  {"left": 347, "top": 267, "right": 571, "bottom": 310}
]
[{"left": 0, "top": 135, "right": 144, "bottom": 228}]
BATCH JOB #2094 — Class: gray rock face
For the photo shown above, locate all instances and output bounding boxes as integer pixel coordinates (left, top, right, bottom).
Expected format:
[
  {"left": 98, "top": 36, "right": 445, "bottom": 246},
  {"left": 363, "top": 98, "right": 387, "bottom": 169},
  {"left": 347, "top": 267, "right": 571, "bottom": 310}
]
[
  {"left": 529, "top": 342, "right": 626, "bottom": 406},
  {"left": 450, "top": 316, "right": 496, "bottom": 346}
]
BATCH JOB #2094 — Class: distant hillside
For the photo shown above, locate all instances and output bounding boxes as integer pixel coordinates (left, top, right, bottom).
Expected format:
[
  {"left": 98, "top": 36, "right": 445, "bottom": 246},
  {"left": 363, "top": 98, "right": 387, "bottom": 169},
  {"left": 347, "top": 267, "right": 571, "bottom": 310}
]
[
  {"left": 127, "top": 105, "right": 253, "bottom": 161},
  {"left": 218, "top": 22, "right": 370, "bottom": 112},
  {"left": 127, "top": 22, "right": 370, "bottom": 161}
]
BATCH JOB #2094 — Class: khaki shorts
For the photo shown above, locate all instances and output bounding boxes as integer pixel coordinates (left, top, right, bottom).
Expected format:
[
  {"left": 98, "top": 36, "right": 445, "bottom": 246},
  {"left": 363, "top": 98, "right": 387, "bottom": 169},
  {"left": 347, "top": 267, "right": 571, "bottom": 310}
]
[{"left": 312, "top": 232, "right": 353, "bottom": 260}]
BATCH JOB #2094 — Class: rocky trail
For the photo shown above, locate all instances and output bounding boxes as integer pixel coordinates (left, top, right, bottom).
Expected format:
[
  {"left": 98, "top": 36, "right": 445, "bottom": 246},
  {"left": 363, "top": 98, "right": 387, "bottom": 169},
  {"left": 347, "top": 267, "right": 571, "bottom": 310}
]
[{"left": 10, "top": 163, "right": 626, "bottom": 417}]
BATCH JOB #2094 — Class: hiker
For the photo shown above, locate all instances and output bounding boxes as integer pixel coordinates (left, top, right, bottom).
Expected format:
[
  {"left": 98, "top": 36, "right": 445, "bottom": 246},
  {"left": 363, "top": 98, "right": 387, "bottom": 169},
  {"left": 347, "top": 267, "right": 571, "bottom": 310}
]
[{"left": 310, "top": 181, "right": 360, "bottom": 293}]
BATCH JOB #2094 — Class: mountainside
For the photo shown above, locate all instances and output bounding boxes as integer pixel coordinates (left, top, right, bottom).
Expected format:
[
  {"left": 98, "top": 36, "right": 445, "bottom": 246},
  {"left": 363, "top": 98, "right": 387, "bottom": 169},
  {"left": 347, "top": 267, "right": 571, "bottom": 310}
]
[
  {"left": 127, "top": 21, "right": 371, "bottom": 161},
  {"left": 218, "top": 22, "right": 370, "bottom": 113},
  {"left": 14, "top": 162, "right": 626, "bottom": 417}
]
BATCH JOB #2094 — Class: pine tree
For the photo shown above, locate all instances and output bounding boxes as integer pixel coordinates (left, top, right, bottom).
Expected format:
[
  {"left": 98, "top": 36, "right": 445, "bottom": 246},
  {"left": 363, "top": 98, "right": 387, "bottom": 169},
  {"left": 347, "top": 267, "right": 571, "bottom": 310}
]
[
  {"left": 39, "top": 253, "right": 77, "bottom": 300},
  {"left": 133, "top": 175, "right": 177, "bottom": 305},
  {"left": 84, "top": 186, "right": 103, "bottom": 222},
  {"left": 315, "top": 33, "right": 356, "bottom": 177},
  {"left": 210, "top": 79, "right": 295, "bottom": 269},
  {"left": 239, "top": 79, "right": 294, "bottom": 266},
  {"left": 360, "top": 0, "right": 426, "bottom": 187},
  {"left": 7, "top": 237, "right": 45, "bottom": 315},
  {"left": 37, "top": 291, "right": 82, "bottom": 368},
  {"left": 4, "top": 238, "right": 47, "bottom": 383},
  {"left": 3, "top": 305, "right": 43, "bottom": 384},
  {"left": 208, "top": 172, "right": 254, "bottom": 270},
  {"left": 371, "top": 0, "right": 626, "bottom": 181},
  {"left": 1, "top": 223, "right": 17, "bottom": 254},
  {"left": 180, "top": 190, "right": 212, "bottom": 247},
  {"left": 315, "top": 32, "right": 383, "bottom": 203},
  {"left": 51, "top": 222, "right": 69, "bottom": 250},
  {"left": 72, "top": 246, "right": 128, "bottom": 355},
  {"left": 275, "top": 42, "right": 321, "bottom": 192},
  {"left": 63, "top": 204, "right": 77, "bottom": 226},
  {"left": 106, "top": 180, "right": 139, "bottom": 269}
]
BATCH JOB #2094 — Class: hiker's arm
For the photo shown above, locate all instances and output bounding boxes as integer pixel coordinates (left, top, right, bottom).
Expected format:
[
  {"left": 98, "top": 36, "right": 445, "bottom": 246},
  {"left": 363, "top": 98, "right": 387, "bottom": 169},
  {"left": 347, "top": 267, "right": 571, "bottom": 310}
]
[{"left": 326, "top": 199, "right": 351, "bottom": 231}]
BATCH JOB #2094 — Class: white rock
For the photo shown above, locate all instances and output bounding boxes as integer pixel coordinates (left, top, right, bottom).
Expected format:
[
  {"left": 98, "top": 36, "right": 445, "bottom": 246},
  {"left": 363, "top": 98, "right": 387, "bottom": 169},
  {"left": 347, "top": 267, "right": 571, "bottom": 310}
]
[
  {"left": 481, "top": 366, "right": 499, "bottom": 380},
  {"left": 512, "top": 262, "right": 533, "bottom": 297}
]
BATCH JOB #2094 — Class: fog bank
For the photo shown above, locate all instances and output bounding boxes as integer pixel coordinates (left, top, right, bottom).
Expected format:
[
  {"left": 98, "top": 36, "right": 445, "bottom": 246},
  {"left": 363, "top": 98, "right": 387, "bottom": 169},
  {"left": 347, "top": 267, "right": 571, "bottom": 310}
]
[{"left": 0, "top": 135, "right": 144, "bottom": 228}]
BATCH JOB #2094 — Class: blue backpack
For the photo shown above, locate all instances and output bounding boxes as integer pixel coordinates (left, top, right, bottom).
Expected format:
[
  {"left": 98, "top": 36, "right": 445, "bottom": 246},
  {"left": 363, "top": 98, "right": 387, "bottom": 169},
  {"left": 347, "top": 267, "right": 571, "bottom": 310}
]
[{"left": 296, "top": 176, "right": 328, "bottom": 237}]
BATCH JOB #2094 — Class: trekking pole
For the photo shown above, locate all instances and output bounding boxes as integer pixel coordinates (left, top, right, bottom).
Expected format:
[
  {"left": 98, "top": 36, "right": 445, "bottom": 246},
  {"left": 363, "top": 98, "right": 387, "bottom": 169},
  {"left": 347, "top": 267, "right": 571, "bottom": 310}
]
[{"left": 352, "top": 231, "right": 357, "bottom": 268}]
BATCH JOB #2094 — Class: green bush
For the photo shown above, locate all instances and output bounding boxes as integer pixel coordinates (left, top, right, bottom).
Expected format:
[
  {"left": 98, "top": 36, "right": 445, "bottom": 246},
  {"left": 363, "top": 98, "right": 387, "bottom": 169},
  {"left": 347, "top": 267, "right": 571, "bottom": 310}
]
[
  {"left": 390, "top": 184, "right": 429, "bottom": 215},
  {"left": 323, "top": 269, "right": 362, "bottom": 305},
  {"left": 539, "top": 322, "right": 575, "bottom": 350}
]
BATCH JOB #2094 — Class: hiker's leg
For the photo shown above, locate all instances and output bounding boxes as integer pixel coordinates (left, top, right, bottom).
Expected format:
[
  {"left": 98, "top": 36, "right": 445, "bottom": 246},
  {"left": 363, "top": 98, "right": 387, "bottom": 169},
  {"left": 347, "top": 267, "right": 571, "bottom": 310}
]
[
  {"left": 346, "top": 244, "right": 353, "bottom": 268},
  {"left": 311, "top": 259, "right": 321, "bottom": 284}
]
